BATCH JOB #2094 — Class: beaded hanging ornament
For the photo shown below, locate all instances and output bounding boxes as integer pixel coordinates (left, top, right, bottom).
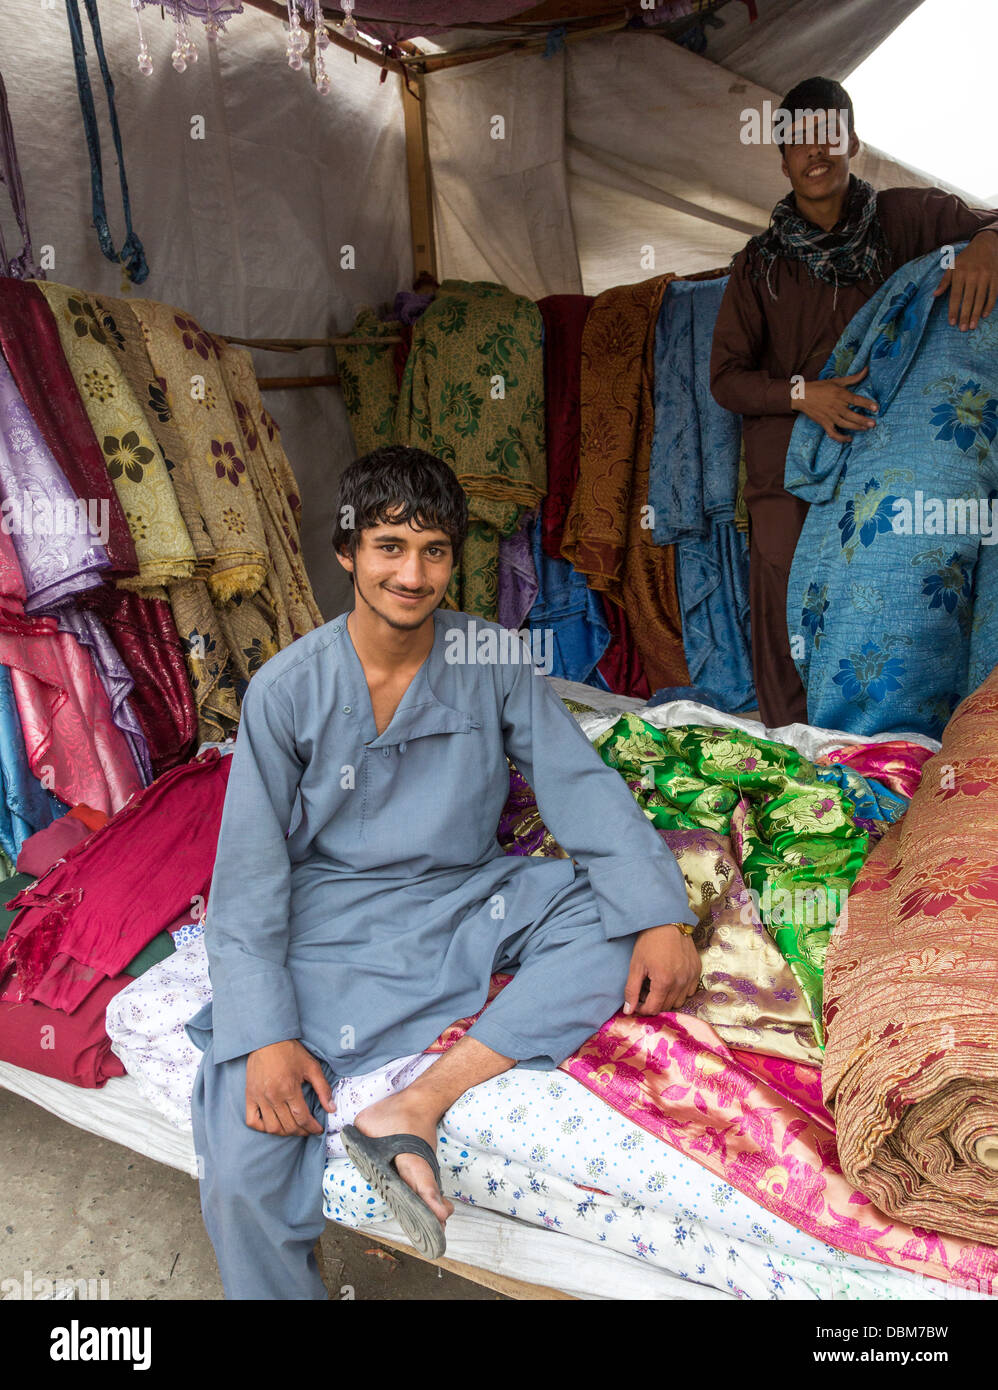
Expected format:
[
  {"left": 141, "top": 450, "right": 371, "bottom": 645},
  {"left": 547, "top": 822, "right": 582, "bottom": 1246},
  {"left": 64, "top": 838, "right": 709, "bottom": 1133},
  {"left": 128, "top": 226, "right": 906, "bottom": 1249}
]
[
  {"left": 129, "top": 0, "right": 244, "bottom": 76},
  {"left": 130, "top": 0, "right": 351, "bottom": 96}
]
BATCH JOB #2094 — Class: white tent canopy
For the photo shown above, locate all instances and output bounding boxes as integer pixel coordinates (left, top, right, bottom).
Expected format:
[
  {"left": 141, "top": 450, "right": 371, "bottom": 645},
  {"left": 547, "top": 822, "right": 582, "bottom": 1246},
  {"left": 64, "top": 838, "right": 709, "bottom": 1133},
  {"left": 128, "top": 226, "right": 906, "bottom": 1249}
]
[{"left": 0, "top": 0, "right": 981, "bottom": 614}]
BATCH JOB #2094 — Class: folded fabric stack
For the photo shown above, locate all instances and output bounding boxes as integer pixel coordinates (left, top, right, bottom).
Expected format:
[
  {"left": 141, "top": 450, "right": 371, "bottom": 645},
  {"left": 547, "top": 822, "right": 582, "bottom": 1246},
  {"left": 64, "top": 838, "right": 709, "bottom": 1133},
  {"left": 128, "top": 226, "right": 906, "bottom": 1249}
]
[{"left": 823, "top": 663, "right": 998, "bottom": 1245}]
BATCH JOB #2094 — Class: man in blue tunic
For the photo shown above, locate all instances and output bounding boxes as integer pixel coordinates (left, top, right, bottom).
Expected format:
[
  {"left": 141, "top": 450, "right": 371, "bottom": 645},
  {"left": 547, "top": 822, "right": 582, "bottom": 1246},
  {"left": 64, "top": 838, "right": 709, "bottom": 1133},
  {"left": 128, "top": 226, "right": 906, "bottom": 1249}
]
[{"left": 189, "top": 446, "right": 700, "bottom": 1299}]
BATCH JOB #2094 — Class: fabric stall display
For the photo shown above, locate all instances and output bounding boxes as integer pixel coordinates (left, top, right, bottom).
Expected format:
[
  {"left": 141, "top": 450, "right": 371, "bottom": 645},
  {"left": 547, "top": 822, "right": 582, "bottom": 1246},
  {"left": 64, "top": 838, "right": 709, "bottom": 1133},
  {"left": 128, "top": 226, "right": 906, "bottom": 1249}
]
[
  {"left": 0, "top": 354, "right": 110, "bottom": 611},
  {"left": 823, "top": 738, "right": 936, "bottom": 801},
  {"left": 0, "top": 665, "right": 63, "bottom": 869},
  {"left": 497, "top": 759, "right": 819, "bottom": 1064},
  {"left": 77, "top": 585, "right": 197, "bottom": 774},
  {"left": 597, "top": 597, "right": 652, "bottom": 699},
  {"left": 33, "top": 282, "right": 197, "bottom": 592},
  {"left": 561, "top": 274, "right": 688, "bottom": 693},
  {"left": 396, "top": 280, "right": 547, "bottom": 620},
  {"left": 0, "top": 976, "right": 127, "bottom": 1088},
  {"left": 215, "top": 341, "right": 325, "bottom": 644},
  {"left": 527, "top": 516, "right": 609, "bottom": 685},
  {"left": 593, "top": 716, "right": 870, "bottom": 1047},
  {"left": 0, "top": 504, "right": 143, "bottom": 817},
  {"left": 497, "top": 512, "right": 538, "bottom": 630},
  {"left": 125, "top": 298, "right": 270, "bottom": 603},
  {"left": 337, "top": 308, "right": 406, "bottom": 456},
  {"left": 123, "top": 297, "right": 314, "bottom": 735},
  {"left": 649, "top": 277, "right": 754, "bottom": 713},
  {"left": 526, "top": 293, "right": 610, "bottom": 685},
  {"left": 0, "top": 280, "right": 138, "bottom": 579},
  {"left": 822, "top": 665, "right": 998, "bottom": 1246},
  {"left": 537, "top": 295, "right": 593, "bottom": 560},
  {"left": 786, "top": 245, "right": 998, "bottom": 739},
  {"left": 0, "top": 749, "right": 232, "bottom": 1014},
  {"left": 434, "top": 979, "right": 998, "bottom": 1294}
]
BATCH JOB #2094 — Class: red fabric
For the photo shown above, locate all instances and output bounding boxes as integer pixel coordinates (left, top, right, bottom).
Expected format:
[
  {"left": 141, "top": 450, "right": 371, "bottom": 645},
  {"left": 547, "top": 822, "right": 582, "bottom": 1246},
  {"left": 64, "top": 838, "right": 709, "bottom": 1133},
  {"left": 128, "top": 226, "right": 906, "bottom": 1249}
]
[
  {"left": 66, "top": 804, "right": 108, "bottom": 832},
  {"left": 0, "top": 750, "right": 232, "bottom": 1014},
  {"left": 538, "top": 294, "right": 594, "bottom": 559},
  {"left": 16, "top": 816, "right": 93, "bottom": 877},
  {"left": 596, "top": 595, "right": 651, "bottom": 699},
  {"left": 79, "top": 585, "right": 197, "bottom": 774},
  {"left": 0, "top": 280, "right": 138, "bottom": 580},
  {"left": 0, "top": 973, "right": 128, "bottom": 1087}
]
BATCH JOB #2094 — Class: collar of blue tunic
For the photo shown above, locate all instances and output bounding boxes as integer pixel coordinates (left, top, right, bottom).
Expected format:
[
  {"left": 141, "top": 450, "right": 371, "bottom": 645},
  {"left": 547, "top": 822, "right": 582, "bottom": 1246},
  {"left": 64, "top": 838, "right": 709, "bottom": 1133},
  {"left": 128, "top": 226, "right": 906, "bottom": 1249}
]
[{"left": 336, "top": 609, "right": 483, "bottom": 749}]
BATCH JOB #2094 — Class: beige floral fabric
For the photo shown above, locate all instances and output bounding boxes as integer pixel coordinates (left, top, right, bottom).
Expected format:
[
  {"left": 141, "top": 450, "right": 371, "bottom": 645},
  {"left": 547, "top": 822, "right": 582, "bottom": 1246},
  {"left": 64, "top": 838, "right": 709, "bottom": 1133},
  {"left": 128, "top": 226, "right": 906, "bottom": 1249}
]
[
  {"left": 127, "top": 299, "right": 269, "bottom": 604},
  {"left": 215, "top": 342, "right": 324, "bottom": 643},
  {"left": 34, "top": 282, "right": 197, "bottom": 593}
]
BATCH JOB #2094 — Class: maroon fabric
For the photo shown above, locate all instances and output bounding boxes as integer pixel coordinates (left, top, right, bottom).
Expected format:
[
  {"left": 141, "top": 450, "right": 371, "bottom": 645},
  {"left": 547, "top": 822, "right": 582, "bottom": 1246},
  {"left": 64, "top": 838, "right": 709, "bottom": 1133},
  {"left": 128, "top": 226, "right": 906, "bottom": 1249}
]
[
  {"left": 0, "top": 750, "right": 232, "bottom": 1014},
  {"left": 16, "top": 816, "right": 93, "bottom": 877},
  {"left": 539, "top": 294, "right": 594, "bottom": 560},
  {"left": 597, "top": 595, "right": 651, "bottom": 700},
  {"left": 0, "top": 280, "right": 138, "bottom": 580},
  {"left": 80, "top": 585, "right": 197, "bottom": 774},
  {"left": 0, "top": 973, "right": 128, "bottom": 1087}
]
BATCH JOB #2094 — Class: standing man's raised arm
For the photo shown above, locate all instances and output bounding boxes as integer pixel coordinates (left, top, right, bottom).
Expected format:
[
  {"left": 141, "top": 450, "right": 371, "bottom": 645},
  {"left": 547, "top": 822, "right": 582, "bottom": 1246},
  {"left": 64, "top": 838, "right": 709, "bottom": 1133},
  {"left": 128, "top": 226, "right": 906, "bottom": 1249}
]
[
  {"left": 499, "top": 656, "right": 697, "bottom": 941},
  {"left": 206, "top": 676, "right": 304, "bottom": 1065}
]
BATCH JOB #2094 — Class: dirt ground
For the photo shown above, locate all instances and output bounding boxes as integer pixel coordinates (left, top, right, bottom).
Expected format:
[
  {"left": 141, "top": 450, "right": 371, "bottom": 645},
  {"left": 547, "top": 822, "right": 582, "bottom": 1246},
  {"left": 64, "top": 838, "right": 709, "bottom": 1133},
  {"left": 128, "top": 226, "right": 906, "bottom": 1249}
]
[{"left": 0, "top": 1088, "right": 507, "bottom": 1301}]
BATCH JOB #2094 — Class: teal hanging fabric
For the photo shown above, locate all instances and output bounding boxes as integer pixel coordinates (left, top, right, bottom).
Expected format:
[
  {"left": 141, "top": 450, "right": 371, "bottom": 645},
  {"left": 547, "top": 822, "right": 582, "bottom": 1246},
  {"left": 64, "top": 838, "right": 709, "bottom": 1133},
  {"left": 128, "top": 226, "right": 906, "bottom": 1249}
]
[{"left": 64, "top": 0, "right": 148, "bottom": 284}]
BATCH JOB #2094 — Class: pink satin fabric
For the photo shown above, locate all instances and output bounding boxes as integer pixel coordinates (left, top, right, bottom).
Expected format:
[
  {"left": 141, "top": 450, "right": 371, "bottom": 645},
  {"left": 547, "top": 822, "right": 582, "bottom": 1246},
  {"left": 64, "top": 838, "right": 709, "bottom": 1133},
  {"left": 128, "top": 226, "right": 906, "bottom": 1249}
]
[
  {"left": 429, "top": 975, "right": 998, "bottom": 1293},
  {"left": 824, "top": 741, "right": 936, "bottom": 801},
  {"left": 0, "top": 524, "right": 141, "bottom": 815}
]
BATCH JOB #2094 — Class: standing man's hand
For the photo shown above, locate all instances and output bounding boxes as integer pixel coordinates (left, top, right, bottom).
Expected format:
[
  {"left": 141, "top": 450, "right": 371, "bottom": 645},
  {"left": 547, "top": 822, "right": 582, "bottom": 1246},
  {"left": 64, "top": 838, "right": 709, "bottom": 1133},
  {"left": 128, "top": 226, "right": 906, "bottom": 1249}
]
[
  {"left": 790, "top": 367, "right": 879, "bottom": 444},
  {"left": 934, "top": 230, "right": 998, "bottom": 331},
  {"left": 623, "top": 924, "right": 701, "bottom": 1016},
  {"left": 245, "top": 1039, "right": 335, "bottom": 1136}
]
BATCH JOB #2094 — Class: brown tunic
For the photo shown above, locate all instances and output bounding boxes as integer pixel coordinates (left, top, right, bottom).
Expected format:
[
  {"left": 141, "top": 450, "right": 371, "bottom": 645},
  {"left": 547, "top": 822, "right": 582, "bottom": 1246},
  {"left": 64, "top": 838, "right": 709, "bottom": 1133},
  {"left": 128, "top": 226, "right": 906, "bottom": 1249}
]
[{"left": 710, "top": 186, "right": 998, "bottom": 727}]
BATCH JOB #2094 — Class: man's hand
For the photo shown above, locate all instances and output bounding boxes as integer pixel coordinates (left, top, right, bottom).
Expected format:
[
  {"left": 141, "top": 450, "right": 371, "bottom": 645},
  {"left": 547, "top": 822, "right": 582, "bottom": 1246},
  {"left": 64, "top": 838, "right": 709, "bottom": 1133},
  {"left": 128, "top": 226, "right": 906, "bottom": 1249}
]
[
  {"left": 934, "top": 230, "right": 998, "bottom": 331},
  {"left": 790, "top": 367, "right": 878, "bottom": 444},
  {"left": 245, "top": 1039, "right": 335, "bottom": 1136},
  {"left": 623, "top": 923, "right": 701, "bottom": 1017}
]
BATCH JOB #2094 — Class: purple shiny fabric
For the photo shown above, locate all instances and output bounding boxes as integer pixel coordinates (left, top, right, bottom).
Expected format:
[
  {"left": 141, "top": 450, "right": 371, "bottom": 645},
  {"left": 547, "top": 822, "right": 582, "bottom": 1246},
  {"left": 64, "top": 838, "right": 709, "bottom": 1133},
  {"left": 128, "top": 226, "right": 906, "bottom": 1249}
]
[
  {"left": 497, "top": 511, "right": 539, "bottom": 631},
  {"left": 0, "top": 354, "right": 110, "bottom": 613},
  {"left": 56, "top": 606, "right": 152, "bottom": 786}
]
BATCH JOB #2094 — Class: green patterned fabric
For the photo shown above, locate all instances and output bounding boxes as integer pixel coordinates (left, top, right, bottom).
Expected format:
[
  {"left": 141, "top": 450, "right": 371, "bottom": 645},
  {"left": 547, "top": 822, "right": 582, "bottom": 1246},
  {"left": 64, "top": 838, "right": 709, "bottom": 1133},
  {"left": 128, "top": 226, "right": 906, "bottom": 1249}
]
[
  {"left": 336, "top": 309, "right": 404, "bottom": 456},
  {"left": 594, "top": 717, "right": 870, "bottom": 1046},
  {"left": 396, "top": 281, "right": 547, "bottom": 620}
]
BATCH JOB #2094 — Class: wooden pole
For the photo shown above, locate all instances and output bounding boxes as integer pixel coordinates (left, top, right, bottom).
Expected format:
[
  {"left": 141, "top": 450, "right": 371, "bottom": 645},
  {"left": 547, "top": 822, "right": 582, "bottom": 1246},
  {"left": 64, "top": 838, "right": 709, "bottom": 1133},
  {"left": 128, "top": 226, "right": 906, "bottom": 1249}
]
[{"left": 400, "top": 71, "right": 437, "bottom": 282}]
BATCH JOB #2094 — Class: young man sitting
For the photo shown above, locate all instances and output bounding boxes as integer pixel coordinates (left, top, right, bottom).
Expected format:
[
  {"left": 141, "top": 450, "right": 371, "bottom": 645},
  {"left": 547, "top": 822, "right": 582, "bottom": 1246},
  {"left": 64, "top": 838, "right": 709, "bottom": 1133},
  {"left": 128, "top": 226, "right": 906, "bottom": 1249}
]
[{"left": 188, "top": 445, "right": 700, "bottom": 1300}]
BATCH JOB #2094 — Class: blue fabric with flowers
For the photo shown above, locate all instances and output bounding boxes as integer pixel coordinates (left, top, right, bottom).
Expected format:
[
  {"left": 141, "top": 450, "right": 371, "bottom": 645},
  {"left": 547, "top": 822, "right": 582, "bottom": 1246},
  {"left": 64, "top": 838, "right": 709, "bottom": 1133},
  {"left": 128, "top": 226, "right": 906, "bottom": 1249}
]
[{"left": 785, "top": 243, "right": 998, "bottom": 738}]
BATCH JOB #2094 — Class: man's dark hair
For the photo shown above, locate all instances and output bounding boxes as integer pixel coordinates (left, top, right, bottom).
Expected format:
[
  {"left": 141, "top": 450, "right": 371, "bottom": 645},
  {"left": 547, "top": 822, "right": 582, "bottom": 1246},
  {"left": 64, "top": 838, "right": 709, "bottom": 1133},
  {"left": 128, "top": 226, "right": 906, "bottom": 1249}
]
[
  {"left": 332, "top": 444, "right": 469, "bottom": 566},
  {"left": 774, "top": 76, "right": 854, "bottom": 150}
]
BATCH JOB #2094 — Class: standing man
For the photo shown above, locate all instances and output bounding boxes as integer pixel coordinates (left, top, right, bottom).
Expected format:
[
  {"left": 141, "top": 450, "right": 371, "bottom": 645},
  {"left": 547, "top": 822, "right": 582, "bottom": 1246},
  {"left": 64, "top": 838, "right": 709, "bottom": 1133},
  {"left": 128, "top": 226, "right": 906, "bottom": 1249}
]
[
  {"left": 711, "top": 76, "right": 998, "bottom": 728},
  {"left": 189, "top": 446, "right": 700, "bottom": 1299}
]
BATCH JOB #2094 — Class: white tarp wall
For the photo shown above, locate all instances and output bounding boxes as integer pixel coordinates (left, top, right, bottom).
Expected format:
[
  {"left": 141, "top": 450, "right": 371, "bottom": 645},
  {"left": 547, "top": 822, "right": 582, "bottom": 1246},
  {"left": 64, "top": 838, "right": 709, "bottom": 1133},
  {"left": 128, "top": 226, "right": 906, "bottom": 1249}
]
[
  {"left": 425, "top": 29, "right": 976, "bottom": 299},
  {"left": 0, "top": 0, "right": 413, "bottom": 618}
]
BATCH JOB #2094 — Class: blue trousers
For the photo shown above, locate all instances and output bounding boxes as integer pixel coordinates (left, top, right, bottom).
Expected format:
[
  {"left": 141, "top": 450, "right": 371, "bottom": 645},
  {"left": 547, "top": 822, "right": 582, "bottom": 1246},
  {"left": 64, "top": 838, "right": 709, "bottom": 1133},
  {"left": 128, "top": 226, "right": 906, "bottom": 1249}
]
[{"left": 190, "top": 876, "right": 635, "bottom": 1299}]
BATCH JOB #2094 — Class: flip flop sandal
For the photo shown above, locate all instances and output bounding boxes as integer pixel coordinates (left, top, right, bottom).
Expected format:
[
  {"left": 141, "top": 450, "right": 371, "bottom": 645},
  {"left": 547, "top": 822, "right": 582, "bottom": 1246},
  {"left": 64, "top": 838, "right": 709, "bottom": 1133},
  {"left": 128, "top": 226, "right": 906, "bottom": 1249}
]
[{"left": 341, "top": 1125, "right": 447, "bottom": 1260}]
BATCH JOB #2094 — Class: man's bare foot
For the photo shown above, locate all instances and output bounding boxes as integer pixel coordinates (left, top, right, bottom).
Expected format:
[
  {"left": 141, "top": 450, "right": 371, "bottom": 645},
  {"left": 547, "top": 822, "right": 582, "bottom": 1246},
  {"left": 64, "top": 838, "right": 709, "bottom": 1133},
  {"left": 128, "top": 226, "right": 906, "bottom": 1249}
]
[{"left": 353, "top": 1092, "right": 454, "bottom": 1226}]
